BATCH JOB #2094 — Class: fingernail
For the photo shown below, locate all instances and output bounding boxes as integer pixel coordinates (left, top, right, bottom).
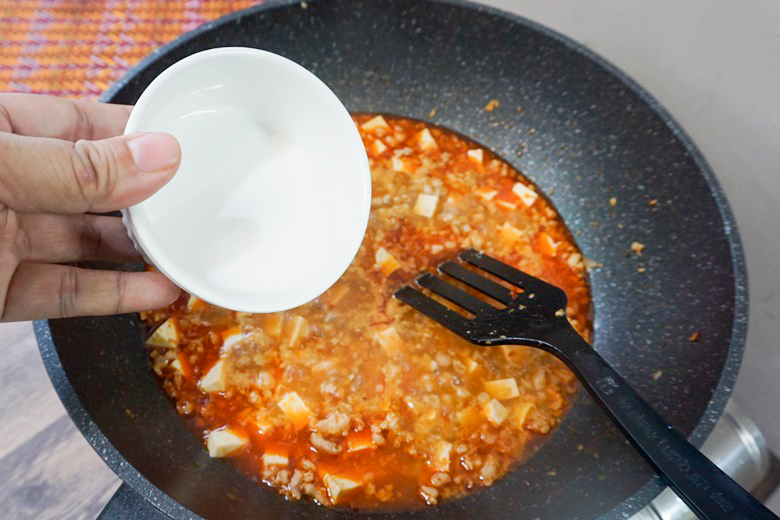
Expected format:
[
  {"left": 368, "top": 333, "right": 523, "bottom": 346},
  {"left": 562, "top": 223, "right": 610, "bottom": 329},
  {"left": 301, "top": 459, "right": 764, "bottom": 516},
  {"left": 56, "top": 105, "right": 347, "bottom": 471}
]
[{"left": 128, "top": 133, "right": 180, "bottom": 173}]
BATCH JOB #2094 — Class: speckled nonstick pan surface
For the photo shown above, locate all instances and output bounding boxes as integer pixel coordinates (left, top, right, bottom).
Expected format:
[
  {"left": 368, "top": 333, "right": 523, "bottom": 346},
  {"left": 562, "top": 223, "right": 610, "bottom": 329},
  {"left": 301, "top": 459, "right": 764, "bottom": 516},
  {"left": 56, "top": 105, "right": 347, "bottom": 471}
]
[{"left": 34, "top": 1, "right": 747, "bottom": 519}]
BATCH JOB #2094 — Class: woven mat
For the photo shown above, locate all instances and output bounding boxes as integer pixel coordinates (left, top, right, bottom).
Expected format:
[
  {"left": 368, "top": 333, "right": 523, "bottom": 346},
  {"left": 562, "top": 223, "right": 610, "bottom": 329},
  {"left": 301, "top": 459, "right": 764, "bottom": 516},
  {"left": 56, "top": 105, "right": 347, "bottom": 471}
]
[{"left": 0, "top": 0, "right": 262, "bottom": 100}]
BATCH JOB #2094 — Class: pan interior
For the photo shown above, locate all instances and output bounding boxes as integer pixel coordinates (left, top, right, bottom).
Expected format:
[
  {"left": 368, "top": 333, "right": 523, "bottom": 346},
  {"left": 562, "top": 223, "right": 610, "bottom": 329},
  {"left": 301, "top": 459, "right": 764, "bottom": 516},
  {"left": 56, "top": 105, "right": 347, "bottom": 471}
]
[{"left": 38, "top": 1, "right": 744, "bottom": 519}]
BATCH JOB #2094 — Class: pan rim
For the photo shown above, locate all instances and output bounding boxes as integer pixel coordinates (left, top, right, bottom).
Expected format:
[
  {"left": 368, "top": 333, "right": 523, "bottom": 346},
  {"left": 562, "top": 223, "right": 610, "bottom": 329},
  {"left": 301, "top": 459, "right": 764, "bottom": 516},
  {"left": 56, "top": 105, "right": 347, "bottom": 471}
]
[{"left": 36, "top": 0, "right": 748, "bottom": 518}]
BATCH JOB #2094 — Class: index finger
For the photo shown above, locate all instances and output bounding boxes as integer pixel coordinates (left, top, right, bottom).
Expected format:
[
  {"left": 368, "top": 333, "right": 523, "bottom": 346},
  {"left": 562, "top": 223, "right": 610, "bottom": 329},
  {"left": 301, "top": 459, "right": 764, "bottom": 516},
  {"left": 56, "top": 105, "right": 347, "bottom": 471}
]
[
  {"left": 2, "top": 263, "right": 181, "bottom": 321},
  {"left": 0, "top": 93, "right": 132, "bottom": 141}
]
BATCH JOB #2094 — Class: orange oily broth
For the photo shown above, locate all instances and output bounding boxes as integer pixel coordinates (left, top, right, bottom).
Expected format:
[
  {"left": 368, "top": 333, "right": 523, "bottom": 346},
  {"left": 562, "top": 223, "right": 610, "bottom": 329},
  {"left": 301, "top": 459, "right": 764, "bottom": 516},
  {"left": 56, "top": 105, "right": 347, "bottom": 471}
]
[{"left": 142, "top": 114, "right": 591, "bottom": 509}]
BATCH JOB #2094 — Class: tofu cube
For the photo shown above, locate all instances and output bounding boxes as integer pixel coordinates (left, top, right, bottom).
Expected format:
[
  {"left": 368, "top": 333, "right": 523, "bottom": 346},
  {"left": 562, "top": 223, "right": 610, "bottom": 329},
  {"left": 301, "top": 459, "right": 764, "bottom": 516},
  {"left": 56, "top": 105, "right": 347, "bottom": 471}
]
[
  {"left": 263, "top": 446, "right": 289, "bottom": 467},
  {"left": 186, "top": 294, "right": 207, "bottom": 311},
  {"left": 413, "top": 194, "right": 439, "bottom": 218},
  {"left": 567, "top": 252, "right": 582, "bottom": 268},
  {"left": 475, "top": 187, "right": 498, "bottom": 201},
  {"left": 346, "top": 429, "right": 375, "bottom": 453},
  {"left": 324, "top": 474, "right": 362, "bottom": 504},
  {"left": 375, "top": 326, "right": 403, "bottom": 356},
  {"left": 207, "top": 428, "right": 248, "bottom": 458},
  {"left": 198, "top": 360, "right": 226, "bottom": 393},
  {"left": 170, "top": 357, "right": 183, "bottom": 374},
  {"left": 391, "top": 156, "right": 405, "bottom": 172},
  {"left": 221, "top": 329, "right": 246, "bottom": 350},
  {"left": 361, "top": 115, "right": 389, "bottom": 131},
  {"left": 512, "top": 182, "right": 538, "bottom": 207},
  {"left": 145, "top": 319, "right": 179, "bottom": 348},
  {"left": 277, "top": 391, "right": 311, "bottom": 431},
  {"left": 263, "top": 313, "right": 285, "bottom": 338},
  {"left": 513, "top": 402, "right": 535, "bottom": 428},
  {"left": 484, "top": 378, "right": 520, "bottom": 400},
  {"left": 456, "top": 406, "right": 482, "bottom": 428},
  {"left": 327, "top": 284, "right": 350, "bottom": 305},
  {"left": 373, "top": 139, "right": 388, "bottom": 155},
  {"left": 287, "top": 315, "right": 310, "bottom": 347},
  {"left": 495, "top": 199, "right": 518, "bottom": 212},
  {"left": 416, "top": 128, "right": 438, "bottom": 151},
  {"left": 483, "top": 398, "right": 509, "bottom": 426},
  {"left": 170, "top": 352, "right": 192, "bottom": 378},
  {"left": 455, "top": 386, "right": 472, "bottom": 399},
  {"left": 251, "top": 417, "right": 274, "bottom": 435},
  {"left": 263, "top": 452, "right": 289, "bottom": 467},
  {"left": 375, "top": 247, "right": 401, "bottom": 276},
  {"left": 499, "top": 345, "right": 529, "bottom": 366},
  {"left": 498, "top": 222, "right": 523, "bottom": 244},
  {"left": 467, "top": 148, "right": 484, "bottom": 165},
  {"left": 430, "top": 441, "right": 452, "bottom": 472}
]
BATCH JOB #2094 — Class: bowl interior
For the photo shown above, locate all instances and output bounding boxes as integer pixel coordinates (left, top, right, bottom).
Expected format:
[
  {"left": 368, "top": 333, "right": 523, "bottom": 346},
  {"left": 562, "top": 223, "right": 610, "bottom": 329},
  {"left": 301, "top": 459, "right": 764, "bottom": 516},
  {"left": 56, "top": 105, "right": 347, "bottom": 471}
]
[{"left": 125, "top": 47, "right": 371, "bottom": 312}]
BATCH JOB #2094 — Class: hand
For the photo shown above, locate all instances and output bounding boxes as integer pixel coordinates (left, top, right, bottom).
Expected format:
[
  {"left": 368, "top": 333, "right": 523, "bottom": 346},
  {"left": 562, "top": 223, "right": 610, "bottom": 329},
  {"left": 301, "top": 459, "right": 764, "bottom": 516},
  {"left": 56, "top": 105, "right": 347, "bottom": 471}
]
[{"left": 0, "top": 93, "right": 182, "bottom": 322}]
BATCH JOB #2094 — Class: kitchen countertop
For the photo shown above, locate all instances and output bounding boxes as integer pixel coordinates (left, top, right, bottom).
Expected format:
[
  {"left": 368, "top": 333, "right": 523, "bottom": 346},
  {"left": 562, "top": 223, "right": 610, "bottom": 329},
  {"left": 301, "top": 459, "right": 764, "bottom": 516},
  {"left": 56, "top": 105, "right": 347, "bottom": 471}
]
[{"left": 1, "top": 1, "right": 778, "bottom": 518}]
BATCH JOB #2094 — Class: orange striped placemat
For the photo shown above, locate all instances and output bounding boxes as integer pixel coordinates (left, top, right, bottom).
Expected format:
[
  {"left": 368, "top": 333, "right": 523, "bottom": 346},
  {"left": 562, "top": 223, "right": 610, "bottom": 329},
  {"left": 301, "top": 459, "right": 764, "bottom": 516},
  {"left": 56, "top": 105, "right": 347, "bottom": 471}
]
[{"left": 0, "top": 0, "right": 262, "bottom": 99}]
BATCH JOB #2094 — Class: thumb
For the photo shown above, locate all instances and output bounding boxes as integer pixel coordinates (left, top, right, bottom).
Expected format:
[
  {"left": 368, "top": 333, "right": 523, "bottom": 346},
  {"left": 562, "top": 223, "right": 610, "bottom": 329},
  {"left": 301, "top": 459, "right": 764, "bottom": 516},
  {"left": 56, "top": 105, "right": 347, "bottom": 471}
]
[{"left": 0, "top": 131, "right": 180, "bottom": 214}]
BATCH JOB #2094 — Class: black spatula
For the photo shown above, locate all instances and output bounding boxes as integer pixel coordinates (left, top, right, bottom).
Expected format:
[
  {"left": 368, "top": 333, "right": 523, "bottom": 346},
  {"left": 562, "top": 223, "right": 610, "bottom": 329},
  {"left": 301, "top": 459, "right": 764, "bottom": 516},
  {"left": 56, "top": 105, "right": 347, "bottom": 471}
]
[{"left": 395, "top": 249, "right": 776, "bottom": 520}]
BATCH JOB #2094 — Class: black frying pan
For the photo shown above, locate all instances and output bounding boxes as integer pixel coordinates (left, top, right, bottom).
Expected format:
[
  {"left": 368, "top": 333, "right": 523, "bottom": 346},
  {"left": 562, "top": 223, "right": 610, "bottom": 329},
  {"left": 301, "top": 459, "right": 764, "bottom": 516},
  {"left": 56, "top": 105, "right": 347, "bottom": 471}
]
[{"left": 34, "top": 1, "right": 747, "bottom": 518}]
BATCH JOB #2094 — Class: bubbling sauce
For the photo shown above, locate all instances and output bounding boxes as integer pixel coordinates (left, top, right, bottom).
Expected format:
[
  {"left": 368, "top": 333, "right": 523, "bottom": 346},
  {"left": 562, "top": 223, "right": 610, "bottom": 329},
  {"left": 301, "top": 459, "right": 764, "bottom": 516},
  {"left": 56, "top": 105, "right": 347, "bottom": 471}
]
[{"left": 142, "top": 115, "right": 591, "bottom": 509}]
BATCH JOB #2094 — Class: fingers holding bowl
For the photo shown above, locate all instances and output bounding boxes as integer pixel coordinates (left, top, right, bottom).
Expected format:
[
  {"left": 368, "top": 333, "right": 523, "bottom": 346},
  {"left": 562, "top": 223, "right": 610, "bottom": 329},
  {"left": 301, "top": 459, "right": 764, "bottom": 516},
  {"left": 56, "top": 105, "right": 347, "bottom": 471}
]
[
  {"left": 0, "top": 211, "right": 178, "bottom": 322},
  {"left": 0, "top": 131, "right": 180, "bottom": 215},
  {"left": 0, "top": 95, "right": 183, "bottom": 321},
  {"left": 0, "top": 93, "right": 132, "bottom": 141},
  {"left": 2, "top": 263, "right": 181, "bottom": 322},
  {"left": 15, "top": 213, "right": 142, "bottom": 264}
]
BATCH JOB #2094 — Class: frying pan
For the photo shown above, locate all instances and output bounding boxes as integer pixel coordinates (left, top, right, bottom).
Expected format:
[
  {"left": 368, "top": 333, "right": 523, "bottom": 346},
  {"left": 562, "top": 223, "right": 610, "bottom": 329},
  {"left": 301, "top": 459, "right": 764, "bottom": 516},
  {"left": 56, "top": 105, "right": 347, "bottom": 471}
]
[{"left": 34, "top": 0, "right": 747, "bottom": 518}]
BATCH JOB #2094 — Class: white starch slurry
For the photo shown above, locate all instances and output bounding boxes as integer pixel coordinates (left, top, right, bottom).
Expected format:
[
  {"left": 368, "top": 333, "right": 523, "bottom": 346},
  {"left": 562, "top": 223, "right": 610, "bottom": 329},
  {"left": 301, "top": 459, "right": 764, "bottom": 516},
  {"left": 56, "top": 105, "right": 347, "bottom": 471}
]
[{"left": 143, "top": 107, "right": 341, "bottom": 296}]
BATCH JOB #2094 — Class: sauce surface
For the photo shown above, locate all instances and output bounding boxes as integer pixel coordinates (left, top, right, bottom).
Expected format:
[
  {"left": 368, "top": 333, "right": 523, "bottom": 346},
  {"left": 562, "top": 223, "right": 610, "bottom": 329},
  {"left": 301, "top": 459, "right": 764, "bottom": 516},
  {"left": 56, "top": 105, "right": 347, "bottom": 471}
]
[{"left": 142, "top": 115, "right": 591, "bottom": 509}]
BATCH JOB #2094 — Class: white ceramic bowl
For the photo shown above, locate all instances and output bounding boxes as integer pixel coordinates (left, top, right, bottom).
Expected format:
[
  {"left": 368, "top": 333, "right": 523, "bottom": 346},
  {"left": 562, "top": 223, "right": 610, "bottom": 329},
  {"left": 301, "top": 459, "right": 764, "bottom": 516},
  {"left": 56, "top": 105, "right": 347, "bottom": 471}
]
[{"left": 123, "top": 47, "right": 371, "bottom": 312}]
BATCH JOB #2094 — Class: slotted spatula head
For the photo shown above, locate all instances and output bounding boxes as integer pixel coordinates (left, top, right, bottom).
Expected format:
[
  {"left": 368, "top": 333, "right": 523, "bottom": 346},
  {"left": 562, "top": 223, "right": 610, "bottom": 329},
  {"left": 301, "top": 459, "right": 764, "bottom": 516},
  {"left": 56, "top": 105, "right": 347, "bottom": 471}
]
[
  {"left": 395, "top": 250, "right": 780, "bottom": 520},
  {"left": 394, "top": 249, "right": 570, "bottom": 347}
]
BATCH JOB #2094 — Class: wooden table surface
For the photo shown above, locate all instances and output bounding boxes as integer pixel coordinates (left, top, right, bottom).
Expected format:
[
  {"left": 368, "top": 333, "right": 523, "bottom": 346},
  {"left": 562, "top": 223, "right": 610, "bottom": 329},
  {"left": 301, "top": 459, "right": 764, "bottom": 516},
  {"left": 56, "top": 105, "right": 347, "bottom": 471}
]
[{"left": 0, "top": 321, "right": 120, "bottom": 519}]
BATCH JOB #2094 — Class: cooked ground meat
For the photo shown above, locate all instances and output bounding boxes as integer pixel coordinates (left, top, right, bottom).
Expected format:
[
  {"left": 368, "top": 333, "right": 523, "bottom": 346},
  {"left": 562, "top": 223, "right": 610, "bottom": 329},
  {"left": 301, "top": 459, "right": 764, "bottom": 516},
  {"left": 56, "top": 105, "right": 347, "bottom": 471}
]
[
  {"left": 310, "top": 432, "right": 343, "bottom": 455},
  {"left": 142, "top": 115, "right": 591, "bottom": 509}
]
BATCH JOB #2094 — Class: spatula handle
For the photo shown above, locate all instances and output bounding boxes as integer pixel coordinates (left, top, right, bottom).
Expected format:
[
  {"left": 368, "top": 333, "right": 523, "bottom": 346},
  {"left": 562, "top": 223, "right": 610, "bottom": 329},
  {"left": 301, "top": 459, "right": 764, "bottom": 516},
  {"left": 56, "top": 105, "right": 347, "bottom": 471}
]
[{"left": 550, "top": 325, "right": 778, "bottom": 520}]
